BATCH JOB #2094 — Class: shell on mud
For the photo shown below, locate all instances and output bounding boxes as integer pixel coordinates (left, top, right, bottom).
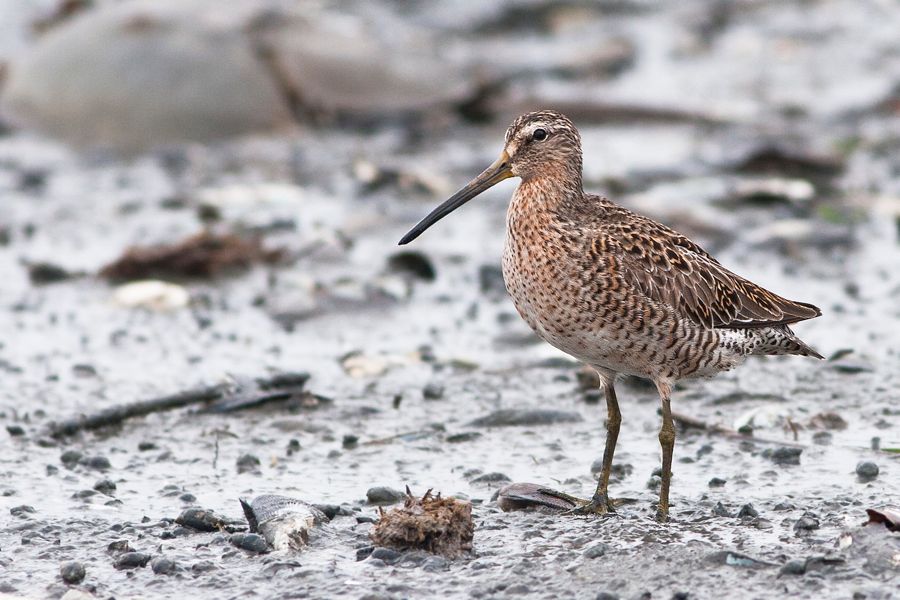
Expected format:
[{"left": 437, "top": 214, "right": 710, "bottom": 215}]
[{"left": 239, "top": 494, "right": 328, "bottom": 552}]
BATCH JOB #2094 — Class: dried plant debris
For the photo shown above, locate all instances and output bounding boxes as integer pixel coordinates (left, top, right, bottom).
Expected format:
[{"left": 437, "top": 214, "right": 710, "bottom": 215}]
[
  {"left": 865, "top": 508, "right": 900, "bottom": 532},
  {"left": 100, "top": 231, "right": 283, "bottom": 281},
  {"left": 496, "top": 482, "right": 579, "bottom": 512},
  {"left": 370, "top": 488, "right": 473, "bottom": 559}
]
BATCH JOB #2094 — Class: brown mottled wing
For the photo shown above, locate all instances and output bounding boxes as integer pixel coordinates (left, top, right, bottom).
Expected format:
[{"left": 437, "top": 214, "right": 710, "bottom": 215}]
[{"left": 598, "top": 210, "right": 821, "bottom": 329}]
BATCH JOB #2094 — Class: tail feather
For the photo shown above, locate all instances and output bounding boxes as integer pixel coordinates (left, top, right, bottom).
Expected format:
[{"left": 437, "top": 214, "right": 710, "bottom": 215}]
[{"left": 752, "top": 325, "right": 823, "bottom": 359}]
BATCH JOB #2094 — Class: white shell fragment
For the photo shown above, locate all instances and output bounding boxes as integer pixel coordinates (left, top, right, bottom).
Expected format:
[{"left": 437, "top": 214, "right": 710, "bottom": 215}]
[{"left": 112, "top": 280, "right": 190, "bottom": 311}]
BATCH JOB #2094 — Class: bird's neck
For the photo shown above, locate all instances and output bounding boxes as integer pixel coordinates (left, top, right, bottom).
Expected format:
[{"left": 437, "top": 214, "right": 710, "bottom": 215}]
[{"left": 511, "top": 168, "right": 585, "bottom": 221}]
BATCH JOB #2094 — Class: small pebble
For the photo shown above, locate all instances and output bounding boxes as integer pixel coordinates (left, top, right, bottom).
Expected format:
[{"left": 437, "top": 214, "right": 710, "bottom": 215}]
[
  {"left": 236, "top": 453, "right": 260, "bottom": 474},
  {"left": 59, "top": 561, "right": 86, "bottom": 584},
  {"left": 179, "top": 492, "right": 196, "bottom": 503},
  {"left": 855, "top": 461, "right": 879, "bottom": 482},
  {"left": 583, "top": 543, "right": 608, "bottom": 559},
  {"left": 85, "top": 456, "right": 111, "bottom": 471},
  {"left": 10, "top": 505, "right": 36, "bottom": 517},
  {"left": 114, "top": 552, "right": 150, "bottom": 570},
  {"left": 596, "top": 593, "right": 620, "bottom": 600},
  {"left": 422, "top": 556, "right": 449, "bottom": 572},
  {"left": 6, "top": 425, "right": 25, "bottom": 437},
  {"left": 713, "top": 502, "right": 732, "bottom": 518},
  {"left": 446, "top": 432, "right": 481, "bottom": 443},
  {"left": 370, "top": 547, "right": 402, "bottom": 564},
  {"left": 137, "top": 441, "right": 157, "bottom": 451},
  {"left": 470, "top": 472, "right": 511, "bottom": 485},
  {"left": 423, "top": 382, "right": 445, "bottom": 400},
  {"left": 93, "top": 479, "right": 116, "bottom": 495},
  {"left": 780, "top": 559, "right": 806, "bottom": 575},
  {"left": 151, "top": 556, "right": 176, "bottom": 575},
  {"left": 764, "top": 447, "right": 802, "bottom": 465},
  {"left": 342, "top": 434, "right": 359, "bottom": 449},
  {"left": 708, "top": 477, "right": 726, "bottom": 488},
  {"left": 60, "top": 450, "right": 83, "bottom": 466},
  {"left": 191, "top": 561, "right": 216, "bottom": 574},
  {"left": 794, "top": 513, "right": 820, "bottom": 532},
  {"left": 366, "top": 486, "right": 405, "bottom": 505},
  {"left": 737, "top": 504, "right": 758, "bottom": 519},
  {"left": 230, "top": 532, "right": 269, "bottom": 554}
]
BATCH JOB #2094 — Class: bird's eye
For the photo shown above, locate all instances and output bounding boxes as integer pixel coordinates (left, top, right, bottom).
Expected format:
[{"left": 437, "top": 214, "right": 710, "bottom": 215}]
[{"left": 532, "top": 128, "right": 547, "bottom": 141}]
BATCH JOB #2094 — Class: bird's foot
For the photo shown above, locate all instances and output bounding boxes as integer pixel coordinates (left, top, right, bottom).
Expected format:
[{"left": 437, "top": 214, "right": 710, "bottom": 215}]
[
  {"left": 564, "top": 492, "right": 616, "bottom": 517},
  {"left": 655, "top": 505, "right": 669, "bottom": 523}
]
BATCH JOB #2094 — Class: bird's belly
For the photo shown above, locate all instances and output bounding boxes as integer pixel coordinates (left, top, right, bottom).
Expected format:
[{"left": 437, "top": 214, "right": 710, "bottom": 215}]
[{"left": 501, "top": 241, "right": 739, "bottom": 379}]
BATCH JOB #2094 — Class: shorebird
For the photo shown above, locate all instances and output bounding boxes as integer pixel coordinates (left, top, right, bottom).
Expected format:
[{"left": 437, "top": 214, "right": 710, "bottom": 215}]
[{"left": 398, "top": 110, "right": 822, "bottom": 522}]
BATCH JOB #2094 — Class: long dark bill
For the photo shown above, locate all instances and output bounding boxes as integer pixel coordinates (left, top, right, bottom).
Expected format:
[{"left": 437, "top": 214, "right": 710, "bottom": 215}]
[{"left": 398, "top": 152, "right": 512, "bottom": 245}]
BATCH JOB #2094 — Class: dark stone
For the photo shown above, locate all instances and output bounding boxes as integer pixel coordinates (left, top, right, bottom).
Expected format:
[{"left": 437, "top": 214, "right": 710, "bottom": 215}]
[
  {"left": 446, "top": 432, "right": 482, "bottom": 443},
  {"left": 672, "top": 593, "right": 690, "bottom": 600},
  {"left": 59, "top": 561, "right": 86, "bottom": 584},
  {"left": 478, "top": 265, "right": 506, "bottom": 296},
  {"left": 370, "top": 547, "right": 402, "bottom": 564},
  {"left": 60, "top": 450, "right": 83, "bottom": 466},
  {"left": 583, "top": 543, "right": 608, "bottom": 559},
  {"left": 191, "top": 561, "right": 216, "bottom": 573},
  {"left": 855, "top": 461, "right": 879, "bottom": 481},
  {"left": 230, "top": 532, "right": 269, "bottom": 554},
  {"left": 27, "top": 262, "right": 74, "bottom": 284},
  {"left": 794, "top": 513, "right": 820, "bottom": 532},
  {"left": 137, "top": 441, "right": 157, "bottom": 451},
  {"left": 179, "top": 493, "right": 196, "bottom": 503},
  {"left": 708, "top": 477, "right": 727, "bottom": 488},
  {"left": 313, "top": 504, "right": 352, "bottom": 520},
  {"left": 468, "top": 409, "right": 582, "bottom": 427},
  {"left": 10, "top": 505, "right": 35, "bottom": 517},
  {"left": 737, "top": 503, "right": 758, "bottom": 519},
  {"left": 423, "top": 383, "right": 445, "bottom": 400},
  {"left": 596, "top": 593, "right": 620, "bottom": 600},
  {"left": 713, "top": 502, "right": 732, "bottom": 517},
  {"left": 356, "top": 546, "right": 375, "bottom": 561},
  {"left": 236, "top": 453, "right": 261, "bottom": 474},
  {"left": 176, "top": 507, "right": 227, "bottom": 532},
  {"left": 779, "top": 560, "right": 806, "bottom": 575},
  {"left": 93, "top": 479, "right": 116, "bottom": 495},
  {"left": 342, "top": 434, "right": 359, "bottom": 449},
  {"left": 366, "top": 486, "right": 405, "bottom": 505},
  {"left": 151, "top": 556, "right": 176, "bottom": 575},
  {"left": 387, "top": 251, "right": 436, "bottom": 281},
  {"left": 422, "top": 556, "right": 449, "bottom": 572},
  {"left": 6, "top": 425, "right": 25, "bottom": 437},
  {"left": 470, "top": 472, "right": 511, "bottom": 485},
  {"left": 85, "top": 456, "right": 111, "bottom": 470},
  {"left": 356, "top": 515, "right": 378, "bottom": 524},
  {"left": 763, "top": 447, "right": 802, "bottom": 465},
  {"left": 107, "top": 540, "right": 133, "bottom": 554},
  {"left": 114, "top": 552, "right": 150, "bottom": 570}
]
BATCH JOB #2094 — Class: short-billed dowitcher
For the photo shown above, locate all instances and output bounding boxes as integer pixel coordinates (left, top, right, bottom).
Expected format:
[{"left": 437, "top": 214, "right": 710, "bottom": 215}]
[{"left": 399, "top": 110, "right": 822, "bottom": 522}]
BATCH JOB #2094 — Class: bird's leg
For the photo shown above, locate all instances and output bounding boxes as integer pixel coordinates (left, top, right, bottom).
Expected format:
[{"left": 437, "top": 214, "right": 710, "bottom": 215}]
[
  {"left": 568, "top": 375, "right": 620, "bottom": 515},
  {"left": 656, "top": 381, "right": 676, "bottom": 523}
]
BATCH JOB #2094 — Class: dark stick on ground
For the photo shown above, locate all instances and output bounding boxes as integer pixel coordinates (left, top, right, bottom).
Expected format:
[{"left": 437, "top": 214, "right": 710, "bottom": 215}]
[
  {"left": 671, "top": 411, "right": 806, "bottom": 449},
  {"left": 47, "top": 372, "right": 310, "bottom": 438}
]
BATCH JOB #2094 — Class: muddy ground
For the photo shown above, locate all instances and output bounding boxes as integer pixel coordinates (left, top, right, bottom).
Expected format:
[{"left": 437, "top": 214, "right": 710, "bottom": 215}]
[{"left": 1, "top": 1, "right": 899, "bottom": 599}]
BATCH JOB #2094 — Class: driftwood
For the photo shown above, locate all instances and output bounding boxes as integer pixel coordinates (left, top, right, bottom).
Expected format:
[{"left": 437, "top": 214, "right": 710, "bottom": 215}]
[
  {"left": 48, "top": 372, "right": 310, "bottom": 438},
  {"left": 671, "top": 411, "right": 806, "bottom": 449}
]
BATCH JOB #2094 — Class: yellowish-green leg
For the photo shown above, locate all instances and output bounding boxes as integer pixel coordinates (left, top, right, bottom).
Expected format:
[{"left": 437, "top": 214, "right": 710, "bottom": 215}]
[{"left": 656, "top": 381, "right": 676, "bottom": 523}]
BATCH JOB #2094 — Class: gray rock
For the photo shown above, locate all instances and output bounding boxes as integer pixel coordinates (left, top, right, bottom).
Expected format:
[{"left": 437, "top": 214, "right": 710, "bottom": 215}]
[
  {"left": 422, "top": 382, "right": 445, "bottom": 400},
  {"left": 856, "top": 461, "right": 879, "bottom": 481},
  {"left": 59, "top": 561, "right": 86, "bottom": 584},
  {"left": 236, "top": 453, "right": 261, "bottom": 474},
  {"left": 794, "top": 513, "right": 820, "bottom": 532},
  {"left": 230, "top": 532, "right": 269, "bottom": 554},
  {"left": 469, "top": 472, "right": 511, "bottom": 485},
  {"left": 85, "top": 456, "right": 111, "bottom": 471},
  {"left": 583, "top": 543, "right": 608, "bottom": 559},
  {"left": 151, "top": 556, "right": 176, "bottom": 575},
  {"left": 779, "top": 559, "right": 806, "bottom": 575},
  {"left": 191, "top": 560, "right": 216, "bottom": 574},
  {"left": 366, "top": 486, "right": 405, "bottom": 505},
  {"left": 468, "top": 409, "right": 583, "bottom": 427},
  {"left": 763, "top": 447, "right": 802, "bottom": 465},
  {"left": 93, "top": 479, "right": 116, "bottom": 495},
  {"left": 114, "top": 552, "right": 150, "bottom": 570},
  {"left": 737, "top": 504, "right": 758, "bottom": 519},
  {"left": 369, "top": 547, "right": 402, "bottom": 564}
]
